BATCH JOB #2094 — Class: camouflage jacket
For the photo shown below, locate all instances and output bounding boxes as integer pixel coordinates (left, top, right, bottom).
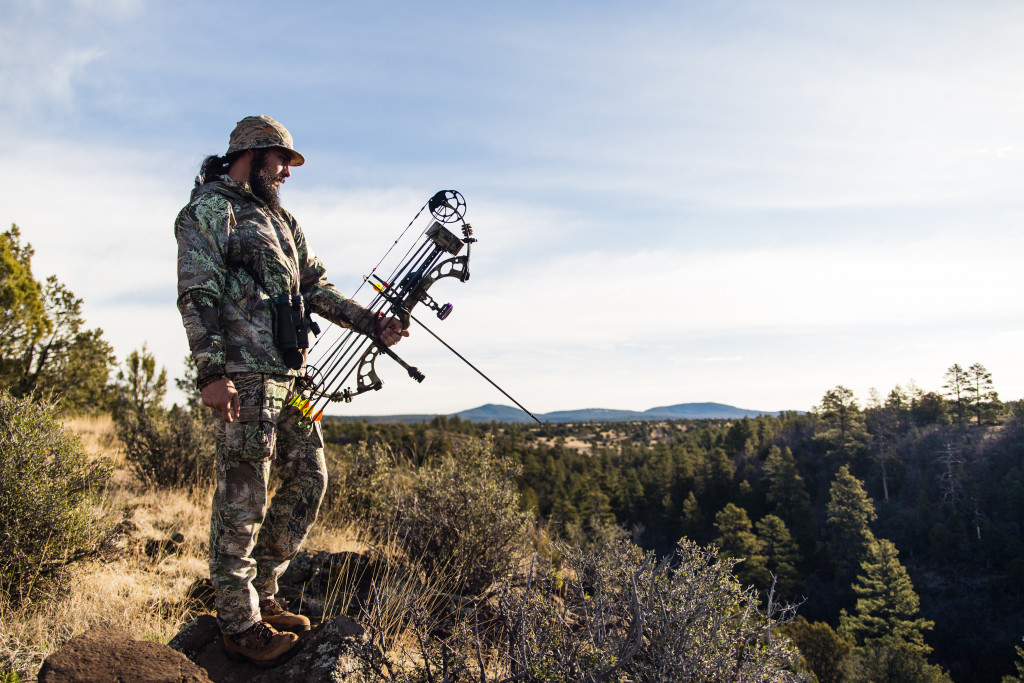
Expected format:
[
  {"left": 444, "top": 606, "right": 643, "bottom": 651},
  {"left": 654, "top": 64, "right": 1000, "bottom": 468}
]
[{"left": 175, "top": 177, "right": 371, "bottom": 383}]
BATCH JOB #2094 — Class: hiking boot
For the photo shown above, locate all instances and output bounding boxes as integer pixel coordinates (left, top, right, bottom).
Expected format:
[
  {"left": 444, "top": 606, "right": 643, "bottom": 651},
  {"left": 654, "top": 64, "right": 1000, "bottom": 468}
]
[
  {"left": 222, "top": 621, "right": 298, "bottom": 665},
  {"left": 260, "top": 598, "right": 311, "bottom": 632}
]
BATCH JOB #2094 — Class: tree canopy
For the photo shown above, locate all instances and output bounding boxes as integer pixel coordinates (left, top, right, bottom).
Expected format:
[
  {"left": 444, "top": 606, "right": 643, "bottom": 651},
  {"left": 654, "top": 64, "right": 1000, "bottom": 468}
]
[{"left": 0, "top": 225, "right": 115, "bottom": 411}]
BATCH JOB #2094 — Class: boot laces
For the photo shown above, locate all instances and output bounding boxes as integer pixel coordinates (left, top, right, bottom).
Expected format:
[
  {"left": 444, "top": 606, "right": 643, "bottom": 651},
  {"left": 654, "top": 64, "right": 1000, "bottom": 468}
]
[
  {"left": 237, "top": 621, "right": 277, "bottom": 647},
  {"left": 261, "top": 599, "right": 284, "bottom": 616}
]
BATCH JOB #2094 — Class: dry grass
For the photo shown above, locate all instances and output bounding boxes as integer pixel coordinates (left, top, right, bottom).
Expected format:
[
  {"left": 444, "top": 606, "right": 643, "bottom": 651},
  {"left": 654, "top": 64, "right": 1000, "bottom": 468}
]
[
  {"left": 0, "top": 413, "right": 354, "bottom": 680},
  {"left": 61, "top": 413, "right": 119, "bottom": 460},
  {"left": 1, "top": 412, "right": 468, "bottom": 681},
  {"left": 0, "top": 436, "right": 215, "bottom": 682}
]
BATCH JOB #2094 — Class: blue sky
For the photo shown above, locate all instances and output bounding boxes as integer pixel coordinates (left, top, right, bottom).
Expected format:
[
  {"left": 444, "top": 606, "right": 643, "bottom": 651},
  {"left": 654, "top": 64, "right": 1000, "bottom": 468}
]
[{"left": 2, "top": 0, "right": 1023, "bottom": 416}]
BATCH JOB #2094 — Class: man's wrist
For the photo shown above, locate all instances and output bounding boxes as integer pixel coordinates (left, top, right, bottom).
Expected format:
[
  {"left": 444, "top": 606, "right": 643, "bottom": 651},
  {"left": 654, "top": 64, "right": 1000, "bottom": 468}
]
[{"left": 197, "top": 367, "right": 228, "bottom": 390}]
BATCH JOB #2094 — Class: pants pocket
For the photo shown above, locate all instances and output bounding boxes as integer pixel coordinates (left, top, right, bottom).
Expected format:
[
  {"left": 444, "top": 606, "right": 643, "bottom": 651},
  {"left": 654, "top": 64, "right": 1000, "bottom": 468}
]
[{"left": 222, "top": 417, "right": 276, "bottom": 462}]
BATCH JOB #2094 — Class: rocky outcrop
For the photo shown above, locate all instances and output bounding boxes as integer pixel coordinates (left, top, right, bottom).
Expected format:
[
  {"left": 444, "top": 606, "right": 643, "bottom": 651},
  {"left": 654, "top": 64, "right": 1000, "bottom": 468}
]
[
  {"left": 38, "top": 627, "right": 213, "bottom": 683},
  {"left": 168, "top": 613, "right": 372, "bottom": 682}
]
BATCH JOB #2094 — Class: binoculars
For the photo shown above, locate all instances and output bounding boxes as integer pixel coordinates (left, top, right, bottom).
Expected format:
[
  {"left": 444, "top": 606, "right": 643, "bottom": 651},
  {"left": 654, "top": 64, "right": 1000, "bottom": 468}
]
[{"left": 275, "top": 294, "right": 320, "bottom": 370}]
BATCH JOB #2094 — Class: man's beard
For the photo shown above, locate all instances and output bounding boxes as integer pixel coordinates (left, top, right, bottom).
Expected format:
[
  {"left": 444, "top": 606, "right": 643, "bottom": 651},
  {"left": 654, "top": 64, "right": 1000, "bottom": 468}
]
[{"left": 250, "top": 150, "right": 283, "bottom": 212}]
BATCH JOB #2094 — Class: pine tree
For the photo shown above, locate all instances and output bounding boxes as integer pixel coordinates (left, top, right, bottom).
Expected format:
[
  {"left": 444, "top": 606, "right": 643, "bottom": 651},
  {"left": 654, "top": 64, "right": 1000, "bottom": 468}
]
[
  {"left": 763, "top": 445, "right": 814, "bottom": 543},
  {"left": 0, "top": 225, "right": 49, "bottom": 387},
  {"left": 817, "top": 386, "right": 868, "bottom": 456},
  {"left": 943, "top": 363, "right": 970, "bottom": 429},
  {"left": 864, "top": 386, "right": 911, "bottom": 501},
  {"left": 839, "top": 537, "right": 934, "bottom": 652},
  {"left": 825, "top": 465, "right": 877, "bottom": 588},
  {"left": 964, "top": 362, "right": 999, "bottom": 425},
  {"left": 713, "top": 503, "right": 768, "bottom": 587},
  {"left": 782, "top": 616, "right": 850, "bottom": 683},
  {"left": 0, "top": 225, "right": 114, "bottom": 411},
  {"left": 681, "top": 490, "right": 702, "bottom": 538},
  {"left": 1004, "top": 635, "right": 1024, "bottom": 682},
  {"left": 755, "top": 514, "right": 804, "bottom": 597}
]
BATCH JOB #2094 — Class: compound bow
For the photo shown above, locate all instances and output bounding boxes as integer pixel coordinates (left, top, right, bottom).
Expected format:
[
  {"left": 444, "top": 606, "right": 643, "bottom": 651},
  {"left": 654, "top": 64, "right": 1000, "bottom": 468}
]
[{"left": 293, "top": 190, "right": 540, "bottom": 424}]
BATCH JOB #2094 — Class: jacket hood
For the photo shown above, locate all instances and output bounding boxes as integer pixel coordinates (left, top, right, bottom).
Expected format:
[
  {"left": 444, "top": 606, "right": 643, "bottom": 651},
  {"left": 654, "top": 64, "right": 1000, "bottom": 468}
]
[{"left": 190, "top": 176, "right": 257, "bottom": 204}]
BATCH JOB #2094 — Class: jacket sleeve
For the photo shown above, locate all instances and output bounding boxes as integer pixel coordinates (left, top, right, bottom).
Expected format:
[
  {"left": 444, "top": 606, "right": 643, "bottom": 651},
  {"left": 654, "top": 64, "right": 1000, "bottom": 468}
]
[
  {"left": 174, "top": 195, "right": 232, "bottom": 383},
  {"left": 291, "top": 221, "right": 376, "bottom": 336}
]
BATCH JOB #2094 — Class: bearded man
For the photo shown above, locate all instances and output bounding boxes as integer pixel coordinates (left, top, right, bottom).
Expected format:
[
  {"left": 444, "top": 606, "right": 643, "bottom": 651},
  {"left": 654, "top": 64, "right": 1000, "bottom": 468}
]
[{"left": 175, "top": 115, "right": 407, "bottom": 664}]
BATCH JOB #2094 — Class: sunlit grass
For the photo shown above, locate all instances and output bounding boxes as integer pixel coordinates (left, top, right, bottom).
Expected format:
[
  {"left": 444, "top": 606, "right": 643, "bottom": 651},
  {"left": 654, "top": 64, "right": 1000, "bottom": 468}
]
[{"left": 0, "top": 410, "right": 383, "bottom": 680}]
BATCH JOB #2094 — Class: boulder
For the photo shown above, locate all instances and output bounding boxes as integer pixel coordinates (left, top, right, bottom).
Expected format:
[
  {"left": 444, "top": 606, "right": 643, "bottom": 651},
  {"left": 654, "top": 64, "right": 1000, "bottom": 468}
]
[{"left": 38, "top": 626, "right": 212, "bottom": 683}]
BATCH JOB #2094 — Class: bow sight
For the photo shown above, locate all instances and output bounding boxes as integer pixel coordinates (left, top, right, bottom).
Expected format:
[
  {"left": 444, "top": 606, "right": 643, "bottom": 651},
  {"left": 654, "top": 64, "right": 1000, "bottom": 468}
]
[{"left": 301, "top": 190, "right": 539, "bottom": 423}]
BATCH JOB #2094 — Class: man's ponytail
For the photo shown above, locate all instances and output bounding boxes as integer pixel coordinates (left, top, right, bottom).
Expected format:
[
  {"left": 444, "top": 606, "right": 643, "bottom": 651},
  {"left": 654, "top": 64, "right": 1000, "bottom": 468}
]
[{"left": 195, "top": 151, "right": 245, "bottom": 187}]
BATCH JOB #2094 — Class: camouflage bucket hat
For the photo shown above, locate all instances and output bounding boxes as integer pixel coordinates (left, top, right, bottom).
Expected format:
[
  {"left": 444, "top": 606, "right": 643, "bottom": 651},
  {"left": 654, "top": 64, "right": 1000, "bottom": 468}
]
[{"left": 226, "top": 115, "right": 305, "bottom": 166}]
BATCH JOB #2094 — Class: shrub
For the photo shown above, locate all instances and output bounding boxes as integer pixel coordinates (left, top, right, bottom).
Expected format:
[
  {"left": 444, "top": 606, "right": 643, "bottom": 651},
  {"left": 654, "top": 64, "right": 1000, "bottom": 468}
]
[
  {"left": 111, "top": 349, "right": 214, "bottom": 489},
  {"left": 339, "top": 436, "right": 530, "bottom": 595},
  {"left": 114, "top": 402, "right": 215, "bottom": 489},
  {"left": 781, "top": 616, "right": 850, "bottom": 683},
  {"left": 498, "top": 538, "right": 807, "bottom": 681},
  {"left": 393, "top": 437, "right": 530, "bottom": 595},
  {"left": 0, "top": 391, "right": 111, "bottom": 602},
  {"left": 353, "top": 536, "right": 807, "bottom": 681},
  {"left": 320, "top": 441, "right": 394, "bottom": 526}
]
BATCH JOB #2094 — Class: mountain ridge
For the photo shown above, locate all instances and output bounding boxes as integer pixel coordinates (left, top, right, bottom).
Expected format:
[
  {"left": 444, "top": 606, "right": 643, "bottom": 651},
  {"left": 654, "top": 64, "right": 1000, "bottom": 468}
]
[{"left": 328, "top": 402, "right": 798, "bottom": 424}]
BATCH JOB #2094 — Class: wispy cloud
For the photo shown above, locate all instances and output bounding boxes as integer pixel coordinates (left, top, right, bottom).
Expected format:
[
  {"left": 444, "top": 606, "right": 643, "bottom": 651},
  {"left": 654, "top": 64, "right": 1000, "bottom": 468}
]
[
  {"left": 0, "top": 41, "right": 104, "bottom": 111},
  {"left": 0, "top": 0, "right": 146, "bottom": 114}
]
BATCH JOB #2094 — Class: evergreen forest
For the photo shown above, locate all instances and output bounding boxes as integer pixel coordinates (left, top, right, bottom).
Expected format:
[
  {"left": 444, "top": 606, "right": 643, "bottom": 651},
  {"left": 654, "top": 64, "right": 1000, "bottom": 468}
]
[{"left": 322, "top": 380, "right": 1024, "bottom": 682}]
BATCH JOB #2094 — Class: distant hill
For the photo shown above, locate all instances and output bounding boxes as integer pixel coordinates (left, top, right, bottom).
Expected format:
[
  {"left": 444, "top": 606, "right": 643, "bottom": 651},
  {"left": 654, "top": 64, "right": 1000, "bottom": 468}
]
[
  {"left": 642, "top": 402, "right": 784, "bottom": 420},
  {"left": 332, "top": 402, "right": 793, "bottom": 424}
]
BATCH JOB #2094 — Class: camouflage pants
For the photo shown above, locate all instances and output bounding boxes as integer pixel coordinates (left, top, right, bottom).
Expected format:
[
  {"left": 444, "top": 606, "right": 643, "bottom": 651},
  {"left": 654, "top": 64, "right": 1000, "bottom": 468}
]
[{"left": 209, "top": 373, "right": 327, "bottom": 635}]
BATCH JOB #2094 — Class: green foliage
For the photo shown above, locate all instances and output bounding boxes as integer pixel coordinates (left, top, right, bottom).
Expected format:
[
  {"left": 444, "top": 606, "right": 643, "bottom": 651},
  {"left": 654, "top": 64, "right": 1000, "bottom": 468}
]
[
  {"left": 0, "top": 226, "right": 48, "bottom": 383},
  {"left": 680, "top": 489, "right": 701, "bottom": 536},
  {"left": 360, "top": 437, "right": 530, "bottom": 595},
  {"left": 943, "top": 363, "right": 970, "bottom": 429},
  {"left": 756, "top": 514, "right": 804, "bottom": 598},
  {"left": 781, "top": 616, "right": 850, "bottom": 683},
  {"left": 0, "top": 391, "right": 111, "bottom": 602},
  {"left": 817, "top": 386, "right": 868, "bottom": 456},
  {"left": 498, "top": 538, "right": 805, "bottom": 681},
  {"left": 114, "top": 345, "right": 167, "bottom": 413},
  {"left": 714, "top": 502, "right": 769, "bottom": 587},
  {"left": 321, "top": 374, "right": 1023, "bottom": 680},
  {"left": 825, "top": 465, "right": 877, "bottom": 587},
  {"left": 320, "top": 441, "right": 391, "bottom": 525},
  {"left": 560, "top": 512, "right": 629, "bottom": 554},
  {"left": 0, "top": 225, "right": 114, "bottom": 412},
  {"left": 763, "top": 445, "right": 814, "bottom": 543},
  {"left": 842, "top": 639, "right": 951, "bottom": 683},
  {"left": 839, "top": 538, "right": 934, "bottom": 653},
  {"left": 965, "top": 362, "right": 1000, "bottom": 425},
  {"left": 354, "top": 538, "right": 807, "bottom": 681},
  {"left": 111, "top": 349, "right": 213, "bottom": 488}
]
